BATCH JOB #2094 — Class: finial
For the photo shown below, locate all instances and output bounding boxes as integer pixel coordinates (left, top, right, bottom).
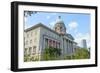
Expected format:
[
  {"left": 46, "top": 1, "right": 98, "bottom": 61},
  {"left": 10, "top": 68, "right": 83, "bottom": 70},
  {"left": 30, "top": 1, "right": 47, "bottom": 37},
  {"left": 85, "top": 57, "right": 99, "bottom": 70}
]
[{"left": 58, "top": 16, "right": 61, "bottom": 19}]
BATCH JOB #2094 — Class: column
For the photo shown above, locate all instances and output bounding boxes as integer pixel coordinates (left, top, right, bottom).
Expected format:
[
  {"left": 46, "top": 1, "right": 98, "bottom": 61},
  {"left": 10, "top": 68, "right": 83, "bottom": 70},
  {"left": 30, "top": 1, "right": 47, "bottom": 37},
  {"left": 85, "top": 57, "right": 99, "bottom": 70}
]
[
  {"left": 69, "top": 41, "right": 71, "bottom": 54},
  {"left": 65, "top": 39, "right": 66, "bottom": 54},
  {"left": 56, "top": 41, "right": 57, "bottom": 48},
  {"left": 63, "top": 38, "right": 65, "bottom": 55},
  {"left": 67, "top": 40, "right": 70, "bottom": 55},
  {"left": 64, "top": 39, "right": 67, "bottom": 54},
  {"left": 66, "top": 40, "right": 68, "bottom": 54},
  {"left": 72, "top": 42, "right": 74, "bottom": 53},
  {"left": 45, "top": 38, "right": 48, "bottom": 48},
  {"left": 66, "top": 39, "right": 68, "bottom": 55},
  {"left": 71, "top": 41, "right": 72, "bottom": 54},
  {"left": 68, "top": 41, "right": 70, "bottom": 54},
  {"left": 48, "top": 39, "right": 50, "bottom": 48},
  {"left": 70, "top": 41, "right": 71, "bottom": 54}
]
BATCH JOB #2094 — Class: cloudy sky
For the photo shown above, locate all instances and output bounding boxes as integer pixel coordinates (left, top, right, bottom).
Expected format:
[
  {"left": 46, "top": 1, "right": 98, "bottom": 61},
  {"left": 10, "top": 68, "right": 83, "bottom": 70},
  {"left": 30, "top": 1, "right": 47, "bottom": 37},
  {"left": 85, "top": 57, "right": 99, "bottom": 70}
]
[{"left": 24, "top": 11, "right": 91, "bottom": 48}]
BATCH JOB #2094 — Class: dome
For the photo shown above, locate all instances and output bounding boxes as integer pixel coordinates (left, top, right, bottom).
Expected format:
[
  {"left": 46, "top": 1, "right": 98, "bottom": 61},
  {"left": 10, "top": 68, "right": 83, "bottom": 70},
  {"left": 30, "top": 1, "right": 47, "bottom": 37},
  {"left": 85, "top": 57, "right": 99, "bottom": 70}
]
[
  {"left": 54, "top": 16, "right": 66, "bottom": 28},
  {"left": 54, "top": 16, "right": 66, "bottom": 34}
]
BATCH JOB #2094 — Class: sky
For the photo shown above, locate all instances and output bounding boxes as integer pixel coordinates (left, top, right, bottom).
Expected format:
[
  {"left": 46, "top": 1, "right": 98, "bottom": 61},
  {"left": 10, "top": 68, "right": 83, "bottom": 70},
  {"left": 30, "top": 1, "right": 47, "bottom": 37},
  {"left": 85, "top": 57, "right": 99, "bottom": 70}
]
[{"left": 24, "top": 11, "right": 91, "bottom": 48}]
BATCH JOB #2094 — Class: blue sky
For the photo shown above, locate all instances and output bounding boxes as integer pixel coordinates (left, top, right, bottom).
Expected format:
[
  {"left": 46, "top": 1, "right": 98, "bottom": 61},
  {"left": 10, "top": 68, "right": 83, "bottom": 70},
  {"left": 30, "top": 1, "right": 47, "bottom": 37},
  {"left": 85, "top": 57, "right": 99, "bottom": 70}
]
[{"left": 24, "top": 11, "right": 91, "bottom": 48}]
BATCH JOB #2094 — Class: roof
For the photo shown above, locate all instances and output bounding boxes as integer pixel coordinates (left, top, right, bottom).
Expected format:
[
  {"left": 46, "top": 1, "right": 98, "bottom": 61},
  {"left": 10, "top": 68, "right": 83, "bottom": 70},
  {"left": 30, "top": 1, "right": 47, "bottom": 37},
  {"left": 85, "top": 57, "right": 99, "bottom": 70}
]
[
  {"left": 24, "top": 23, "right": 74, "bottom": 40},
  {"left": 24, "top": 23, "right": 60, "bottom": 35},
  {"left": 65, "top": 33, "right": 74, "bottom": 40}
]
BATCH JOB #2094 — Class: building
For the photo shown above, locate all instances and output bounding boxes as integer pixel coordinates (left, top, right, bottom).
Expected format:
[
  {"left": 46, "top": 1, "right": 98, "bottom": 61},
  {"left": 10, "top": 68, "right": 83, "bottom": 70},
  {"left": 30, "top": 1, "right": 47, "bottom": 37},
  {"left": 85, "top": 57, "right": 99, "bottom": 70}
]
[
  {"left": 24, "top": 16, "right": 77, "bottom": 61},
  {"left": 81, "top": 39, "right": 87, "bottom": 48}
]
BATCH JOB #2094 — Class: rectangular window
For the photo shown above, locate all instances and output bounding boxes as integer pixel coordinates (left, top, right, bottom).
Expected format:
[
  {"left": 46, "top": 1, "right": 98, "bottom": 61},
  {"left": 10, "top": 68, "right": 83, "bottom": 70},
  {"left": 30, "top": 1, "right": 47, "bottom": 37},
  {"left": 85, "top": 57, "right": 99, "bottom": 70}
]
[
  {"left": 34, "top": 38, "right": 37, "bottom": 43},
  {"left": 33, "top": 46, "right": 36, "bottom": 55},
  {"left": 29, "top": 47, "right": 32, "bottom": 55},
  {"left": 53, "top": 41, "right": 55, "bottom": 48},
  {"left": 49, "top": 40, "right": 52, "bottom": 47},
  {"left": 26, "top": 41, "right": 28, "bottom": 45},
  {"left": 27, "top": 34, "right": 29, "bottom": 38},
  {"left": 30, "top": 39, "right": 32, "bottom": 44},
  {"left": 31, "top": 32, "right": 33, "bottom": 36},
  {"left": 34, "top": 30, "right": 37, "bottom": 35},
  {"left": 24, "top": 48, "right": 28, "bottom": 55}
]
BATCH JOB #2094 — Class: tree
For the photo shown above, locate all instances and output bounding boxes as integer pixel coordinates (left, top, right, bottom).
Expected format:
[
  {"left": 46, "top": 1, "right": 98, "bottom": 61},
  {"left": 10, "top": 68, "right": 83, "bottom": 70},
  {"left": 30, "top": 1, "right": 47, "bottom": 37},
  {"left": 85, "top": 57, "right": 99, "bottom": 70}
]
[
  {"left": 64, "top": 48, "right": 90, "bottom": 60},
  {"left": 42, "top": 47, "right": 62, "bottom": 60},
  {"left": 24, "top": 11, "right": 37, "bottom": 17},
  {"left": 74, "top": 48, "right": 90, "bottom": 59}
]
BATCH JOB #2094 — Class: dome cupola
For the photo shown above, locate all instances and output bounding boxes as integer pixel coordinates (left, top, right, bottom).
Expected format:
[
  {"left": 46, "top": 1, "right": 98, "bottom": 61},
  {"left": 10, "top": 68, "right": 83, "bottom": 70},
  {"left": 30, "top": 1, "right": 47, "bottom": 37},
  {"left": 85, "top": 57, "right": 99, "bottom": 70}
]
[{"left": 54, "top": 16, "right": 66, "bottom": 34}]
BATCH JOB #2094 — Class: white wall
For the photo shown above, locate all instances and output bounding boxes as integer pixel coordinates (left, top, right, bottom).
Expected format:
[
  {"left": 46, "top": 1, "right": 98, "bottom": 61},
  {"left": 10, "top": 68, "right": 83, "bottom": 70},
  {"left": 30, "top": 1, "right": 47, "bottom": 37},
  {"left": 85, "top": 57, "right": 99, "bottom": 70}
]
[{"left": 0, "top": 0, "right": 99, "bottom": 73}]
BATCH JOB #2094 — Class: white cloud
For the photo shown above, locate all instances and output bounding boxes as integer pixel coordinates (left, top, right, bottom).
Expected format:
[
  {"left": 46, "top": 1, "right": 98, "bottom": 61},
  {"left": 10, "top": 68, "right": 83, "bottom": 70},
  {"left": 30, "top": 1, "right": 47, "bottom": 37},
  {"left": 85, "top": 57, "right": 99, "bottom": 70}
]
[
  {"left": 75, "top": 33, "right": 91, "bottom": 48},
  {"left": 68, "top": 21, "right": 78, "bottom": 30}
]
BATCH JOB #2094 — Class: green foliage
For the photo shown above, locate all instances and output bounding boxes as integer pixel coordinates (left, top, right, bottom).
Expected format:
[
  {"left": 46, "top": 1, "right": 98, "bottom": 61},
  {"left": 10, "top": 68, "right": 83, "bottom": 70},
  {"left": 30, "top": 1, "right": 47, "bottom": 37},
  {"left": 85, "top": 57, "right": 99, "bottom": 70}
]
[
  {"left": 42, "top": 47, "right": 62, "bottom": 60},
  {"left": 24, "top": 54, "right": 30, "bottom": 62},
  {"left": 30, "top": 56, "right": 39, "bottom": 61},
  {"left": 24, "top": 54, "right": 39, "bottom": 62},
  {"left": 24, "top": 48, "right": 39, "bottom": 62},
  {"left": 24, "top": 47, "right": 90, "bottom": 61},
  {"left": 73, "top": 48, "right": 90, "bottom": 59},
  {"left": 64, "top": 55, "right": 72, "bottom": 59},
  {"left": 64, "top": 48, "right": 90, "bottom": 60}
]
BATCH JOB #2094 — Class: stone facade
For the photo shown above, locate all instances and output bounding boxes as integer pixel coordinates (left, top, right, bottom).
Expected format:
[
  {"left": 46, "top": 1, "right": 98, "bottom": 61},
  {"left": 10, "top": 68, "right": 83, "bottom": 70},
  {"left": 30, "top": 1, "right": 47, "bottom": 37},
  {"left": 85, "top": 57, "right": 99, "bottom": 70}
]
[{"left": 24, "top": 17, "right": 77, "bottom": 61}]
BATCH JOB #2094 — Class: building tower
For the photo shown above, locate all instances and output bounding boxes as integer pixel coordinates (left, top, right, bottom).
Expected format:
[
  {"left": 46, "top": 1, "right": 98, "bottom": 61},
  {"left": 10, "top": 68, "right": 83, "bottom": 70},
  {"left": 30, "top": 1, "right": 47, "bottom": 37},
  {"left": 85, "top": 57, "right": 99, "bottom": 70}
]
[
  {"left": 54, "top": 16, "right": 66, "bottom": 34},
  {"left": 82, "top": 39, "right": 87, "bottom": 48}
]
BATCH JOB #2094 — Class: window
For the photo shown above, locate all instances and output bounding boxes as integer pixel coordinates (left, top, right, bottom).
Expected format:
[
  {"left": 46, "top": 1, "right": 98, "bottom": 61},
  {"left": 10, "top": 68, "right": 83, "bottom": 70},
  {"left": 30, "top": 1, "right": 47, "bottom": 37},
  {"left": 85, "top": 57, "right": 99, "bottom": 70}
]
[
  {"left": 31, "top": 32, "right": 33, "bottom": 36},
  {"left": 49, "top": 40, "right": 52, "bottom": 47},
  {"left": 34, "top": 38, "right": 37, "bottom": 42},
  {"left": 25, "top": 41, "right": 28, "bottom": 45},
  {"left": 29, "top": 47, "right": 32, "bottom": 55},
  {"left": 55, "top": 27, "right": 57, "bottom": 31},
  {"left": 27, "top": 34, "right": 29, "bottom": 38},
  {"left": 34, "top": 30, "right": 37, "bottom": 35},
  {"left": 24, "top": 48, "right": 28, "bottom": 55},
  {"left": 24, "top": 37, "right": 25, "bottom": 41},
  {"left": 33, "top": 46, "right": 36, "bottom": 55},
  {"left": 30, "top": 39, "right": 32, "bottom": 44},
  {"left": 60, "top": 27, "right": 62, "bottom": 30},
  {"left": 24, "top": 41, "right": 25, "bottom": 46}
]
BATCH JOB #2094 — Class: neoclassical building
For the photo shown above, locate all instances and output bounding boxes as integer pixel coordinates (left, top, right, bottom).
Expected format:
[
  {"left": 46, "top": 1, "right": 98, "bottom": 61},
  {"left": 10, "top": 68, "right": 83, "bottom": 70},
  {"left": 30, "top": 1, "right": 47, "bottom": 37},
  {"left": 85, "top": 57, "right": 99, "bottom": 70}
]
[{"left": 24, "top": 16, "right": 77, "bottom": 61}]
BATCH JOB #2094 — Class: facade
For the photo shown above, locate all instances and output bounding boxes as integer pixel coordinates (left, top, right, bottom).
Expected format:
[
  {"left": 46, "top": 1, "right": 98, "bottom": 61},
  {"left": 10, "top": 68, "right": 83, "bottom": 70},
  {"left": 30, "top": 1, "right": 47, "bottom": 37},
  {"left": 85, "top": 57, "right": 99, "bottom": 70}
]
[
  {"left": 24, "top": 16, "right": 77, "bottom": 61},
  {"left": 82, "top": 39, "right": 87, "bottom": 48}
]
